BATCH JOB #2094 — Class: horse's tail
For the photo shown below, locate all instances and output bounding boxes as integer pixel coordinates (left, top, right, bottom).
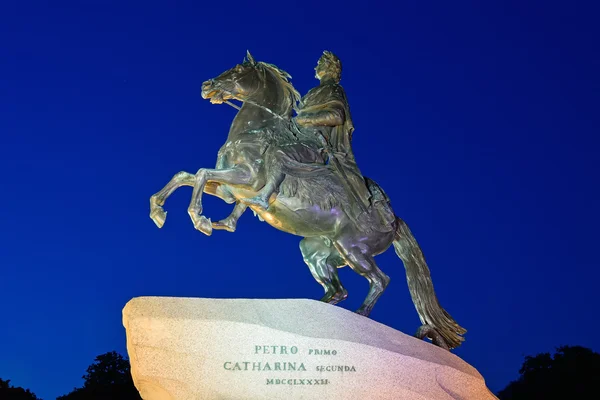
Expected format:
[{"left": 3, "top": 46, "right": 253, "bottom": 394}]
[{"left": 392, "top": 217, "right": 466, "bottom": 349}]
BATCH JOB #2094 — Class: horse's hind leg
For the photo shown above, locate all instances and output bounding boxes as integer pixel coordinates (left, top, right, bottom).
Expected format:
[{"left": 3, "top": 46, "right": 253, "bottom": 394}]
[
  {"left": 334, "top": 241, "right": 390, "bottom": 317},
  {"left": 299, "top": 237, "right": 347, "bottom": 304},
  {"left": 150, "top": 171, "right": 195, "bottom": 228}
]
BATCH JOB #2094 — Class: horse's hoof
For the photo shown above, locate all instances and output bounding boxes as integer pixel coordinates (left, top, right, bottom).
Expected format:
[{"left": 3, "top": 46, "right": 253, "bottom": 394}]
[
  {"left": 354, "top": 308, "right": 371, "bottom": 317},
  {"left": 320, "top": 291, "right": 348, "bottom": 305},
  {"left": 320, "top": 293, "right": 335, "bottom": 304},
  {"left": 212, "top": 219, "right": 236, "bottom": 233},
  {"left": 415, "top": 325, "right": 450, "bottom": 351},
  {"left": 193, "top": 215, "right": 213, "bottom": 236},
  {"left": 330, "top": 291, "right": 348, "bottom": 305},
  {"left": 150, "top": 207, "right": 167, "bottom": 228}
]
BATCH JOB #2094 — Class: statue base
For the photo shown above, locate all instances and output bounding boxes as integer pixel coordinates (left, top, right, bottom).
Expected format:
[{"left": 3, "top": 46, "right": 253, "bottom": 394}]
[{"left": 122, "top": 297, "right": 496, "bottom": 399}]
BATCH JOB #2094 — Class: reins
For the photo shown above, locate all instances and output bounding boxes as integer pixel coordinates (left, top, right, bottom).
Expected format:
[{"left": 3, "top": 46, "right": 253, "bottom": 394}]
[{"left": 221, "top": 91, "right": 302, "bottom": 139}]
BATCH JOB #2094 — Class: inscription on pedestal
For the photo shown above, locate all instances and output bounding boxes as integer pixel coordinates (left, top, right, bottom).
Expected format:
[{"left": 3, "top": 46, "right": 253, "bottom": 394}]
[{"left": 221, "top": 344, "right": 357, "bottom": 386}]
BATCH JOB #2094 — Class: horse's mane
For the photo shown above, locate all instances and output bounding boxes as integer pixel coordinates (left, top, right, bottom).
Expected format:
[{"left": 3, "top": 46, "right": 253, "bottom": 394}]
[{"left": 257, "top": 61, "right": 301, "bottom": 116}]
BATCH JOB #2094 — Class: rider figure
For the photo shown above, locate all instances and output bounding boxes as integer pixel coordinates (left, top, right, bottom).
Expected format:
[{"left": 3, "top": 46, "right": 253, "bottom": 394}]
[{"left": 246, "top": 50, "right": 371, "bottom": 213}]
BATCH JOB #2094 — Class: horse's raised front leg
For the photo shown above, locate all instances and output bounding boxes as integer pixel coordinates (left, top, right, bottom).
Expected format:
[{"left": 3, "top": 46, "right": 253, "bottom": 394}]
[
  {"left": 150, "top": 172, "right": 237, "bottom": 229},
  {"left": 212, "top": 201, "right": 248, "bottom": 232},
  {"left": 188, "top": 166, "right": 254, "bottom": 236},
  {"left": 150, "top": 171, "right": 195, "bottom": 228}
]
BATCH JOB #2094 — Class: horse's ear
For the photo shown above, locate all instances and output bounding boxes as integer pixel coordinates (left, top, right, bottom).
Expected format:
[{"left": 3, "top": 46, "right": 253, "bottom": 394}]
[{"left": 246, "top": 50, "right": 256, "bottom": 65}]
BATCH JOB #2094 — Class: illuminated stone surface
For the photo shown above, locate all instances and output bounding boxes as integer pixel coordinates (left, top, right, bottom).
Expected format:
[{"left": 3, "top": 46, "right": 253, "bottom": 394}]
[{"left": 123, "top": 297, "right": 497, "bottom": 399}]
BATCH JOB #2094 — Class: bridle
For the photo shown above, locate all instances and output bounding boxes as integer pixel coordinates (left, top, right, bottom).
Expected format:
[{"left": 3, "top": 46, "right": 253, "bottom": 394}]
[{"left": 213, "top": 81, "right": 302, "bottom": 138}]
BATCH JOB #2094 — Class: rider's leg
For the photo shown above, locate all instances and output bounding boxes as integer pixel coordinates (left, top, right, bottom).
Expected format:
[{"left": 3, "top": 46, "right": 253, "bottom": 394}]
[{"left": 245, "top": 150, "right": 286, "bottom": 210}]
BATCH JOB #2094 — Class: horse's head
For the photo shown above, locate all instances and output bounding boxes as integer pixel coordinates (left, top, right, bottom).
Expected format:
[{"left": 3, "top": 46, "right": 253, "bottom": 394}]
[
  {"left": 201, "top": 51, "right": 262, "bottom": 105},
  {"left": 201, "top": 51, "right": 300, "bottom": 116}
]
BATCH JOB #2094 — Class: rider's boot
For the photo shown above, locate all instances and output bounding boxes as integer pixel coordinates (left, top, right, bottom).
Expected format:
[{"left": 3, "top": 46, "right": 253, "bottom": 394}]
[
  {"left": 245, "top": 182, "right": 276, "bottom": 210},
  {"left": 246, "top": 169, "right": 286, "bottom": 210}
]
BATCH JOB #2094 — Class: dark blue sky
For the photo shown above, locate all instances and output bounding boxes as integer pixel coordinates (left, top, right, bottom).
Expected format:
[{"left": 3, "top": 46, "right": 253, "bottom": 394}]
[{"left": 2, "top": 1, "right": 599, "bottom": 398}]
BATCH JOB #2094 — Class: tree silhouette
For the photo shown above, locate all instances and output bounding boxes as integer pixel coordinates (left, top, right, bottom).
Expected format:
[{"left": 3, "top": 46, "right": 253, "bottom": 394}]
[
  {"left": 498, "top": 345, "right": 600, "bottom": 399},
  {"left": 57, "top": 351, "right": 141, "bottom": 400},
  {"left": 0, "top": 378, "right": 41, "bottom": 400}
]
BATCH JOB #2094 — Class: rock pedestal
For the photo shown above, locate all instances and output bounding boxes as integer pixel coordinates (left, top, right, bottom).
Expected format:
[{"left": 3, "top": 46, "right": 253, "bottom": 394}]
[{"left": 122, "top": 297, "right": 496, "bottom": 400}]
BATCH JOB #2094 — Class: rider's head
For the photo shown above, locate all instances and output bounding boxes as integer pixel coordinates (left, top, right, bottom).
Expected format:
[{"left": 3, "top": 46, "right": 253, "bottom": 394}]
[{"left": 315, "top": 51, "right": 342, "bottom": 83}]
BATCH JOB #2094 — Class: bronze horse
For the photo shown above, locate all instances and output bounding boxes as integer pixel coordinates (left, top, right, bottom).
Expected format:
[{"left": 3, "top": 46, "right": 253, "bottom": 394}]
[{"left": 149, "top": 52, "right": 466, "bottom": 349}]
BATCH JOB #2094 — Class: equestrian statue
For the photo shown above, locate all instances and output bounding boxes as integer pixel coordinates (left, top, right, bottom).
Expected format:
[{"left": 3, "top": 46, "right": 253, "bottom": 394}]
[{"left": 149, "top": 50, "right": 466, "bottom": 350}]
